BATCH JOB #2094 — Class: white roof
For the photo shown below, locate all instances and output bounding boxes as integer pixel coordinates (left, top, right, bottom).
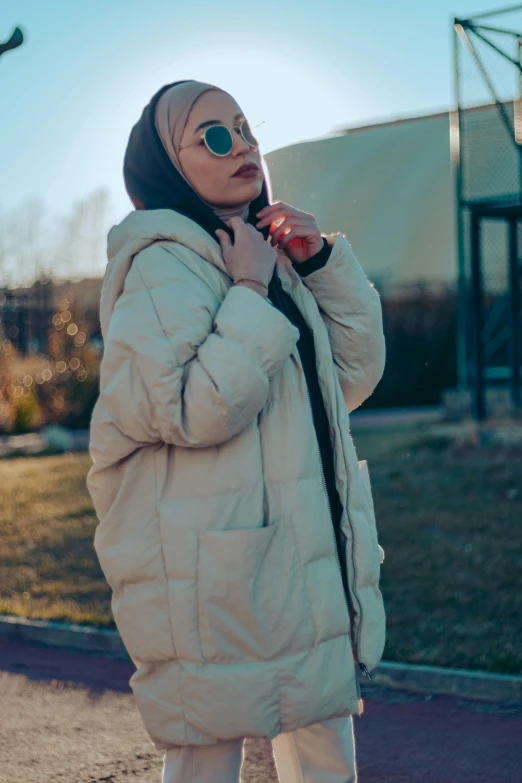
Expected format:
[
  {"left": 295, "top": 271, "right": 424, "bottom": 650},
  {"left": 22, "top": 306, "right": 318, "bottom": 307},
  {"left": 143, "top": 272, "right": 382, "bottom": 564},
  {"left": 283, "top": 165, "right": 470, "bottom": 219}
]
[{"left": 264, "top": 103, "right": 516, "bottom": 294}]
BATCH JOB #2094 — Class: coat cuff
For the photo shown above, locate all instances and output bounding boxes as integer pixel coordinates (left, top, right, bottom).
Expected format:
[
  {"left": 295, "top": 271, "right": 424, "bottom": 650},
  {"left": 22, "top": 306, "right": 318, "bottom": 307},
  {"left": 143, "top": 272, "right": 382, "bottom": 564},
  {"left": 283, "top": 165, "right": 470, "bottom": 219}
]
[
  {"left": 292, "top": 236, "right": 332, "bottom": 278},
  {"left": 299, "top": 232, "right": 382, "bottom": 317}
]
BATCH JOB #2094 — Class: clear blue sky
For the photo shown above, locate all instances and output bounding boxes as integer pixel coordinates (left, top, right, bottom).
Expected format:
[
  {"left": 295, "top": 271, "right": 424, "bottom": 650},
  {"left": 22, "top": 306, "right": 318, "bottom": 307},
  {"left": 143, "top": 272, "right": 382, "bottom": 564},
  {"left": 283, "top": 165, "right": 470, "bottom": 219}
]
[{"left": 1, "top": 1, "right": 520, "bottom": 228}]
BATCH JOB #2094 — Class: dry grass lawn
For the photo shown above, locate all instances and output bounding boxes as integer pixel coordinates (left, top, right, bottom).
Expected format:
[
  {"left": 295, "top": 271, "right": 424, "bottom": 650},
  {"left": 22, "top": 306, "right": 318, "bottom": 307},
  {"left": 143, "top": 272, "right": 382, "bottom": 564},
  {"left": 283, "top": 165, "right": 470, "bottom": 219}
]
[
  {"left": 366, "top": 433, "right": 522, "bottom": 675},
  {"left": 1, "top": 431, "right": 520, "bottom": 674},
  {"left": 0, "top": 452, "right": 111, "bottom": 627}
]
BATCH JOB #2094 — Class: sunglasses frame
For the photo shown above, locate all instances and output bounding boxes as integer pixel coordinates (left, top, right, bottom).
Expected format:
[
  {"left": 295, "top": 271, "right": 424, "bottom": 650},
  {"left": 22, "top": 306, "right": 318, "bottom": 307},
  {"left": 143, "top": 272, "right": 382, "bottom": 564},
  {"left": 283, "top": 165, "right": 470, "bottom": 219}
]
[{"left": 200, "top": 119, "right": 260, "bottom": 157}]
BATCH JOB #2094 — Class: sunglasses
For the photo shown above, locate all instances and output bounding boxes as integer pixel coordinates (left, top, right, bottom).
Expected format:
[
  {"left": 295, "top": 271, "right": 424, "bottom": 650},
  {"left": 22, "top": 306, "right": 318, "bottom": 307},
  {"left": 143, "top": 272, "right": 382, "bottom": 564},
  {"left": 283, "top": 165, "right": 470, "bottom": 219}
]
[{"left": 196, "top": 120, "right": 262, "bottom": 157}]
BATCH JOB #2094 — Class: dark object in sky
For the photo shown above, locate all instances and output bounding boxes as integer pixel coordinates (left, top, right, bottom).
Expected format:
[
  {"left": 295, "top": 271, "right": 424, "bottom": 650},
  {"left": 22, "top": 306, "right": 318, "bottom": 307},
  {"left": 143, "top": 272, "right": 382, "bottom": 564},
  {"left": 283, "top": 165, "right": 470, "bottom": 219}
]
[{"left": 0, "top": 26, "right": 24, "bottom": 59}]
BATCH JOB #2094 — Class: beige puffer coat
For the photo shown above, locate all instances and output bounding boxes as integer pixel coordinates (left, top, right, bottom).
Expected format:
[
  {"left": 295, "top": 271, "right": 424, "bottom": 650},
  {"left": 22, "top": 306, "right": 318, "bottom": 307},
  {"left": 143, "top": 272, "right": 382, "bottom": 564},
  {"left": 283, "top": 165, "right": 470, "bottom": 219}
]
[{"left": 86, "top": 208, "right": 386, "bottom": 750}]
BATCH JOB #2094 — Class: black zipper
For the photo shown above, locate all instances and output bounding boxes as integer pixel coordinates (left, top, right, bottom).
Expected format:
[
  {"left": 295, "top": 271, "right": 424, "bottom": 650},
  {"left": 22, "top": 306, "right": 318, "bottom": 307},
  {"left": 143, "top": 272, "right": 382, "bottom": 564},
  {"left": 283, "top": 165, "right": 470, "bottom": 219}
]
[
  {"left": 272, "top": 268, "right": 372, "bottom": 684},
  {"left": 302, "top": 377, "right": 372, "bottom": 683},
  {"left": 337, "top": 421, "right": 372, "bottom": 681}
]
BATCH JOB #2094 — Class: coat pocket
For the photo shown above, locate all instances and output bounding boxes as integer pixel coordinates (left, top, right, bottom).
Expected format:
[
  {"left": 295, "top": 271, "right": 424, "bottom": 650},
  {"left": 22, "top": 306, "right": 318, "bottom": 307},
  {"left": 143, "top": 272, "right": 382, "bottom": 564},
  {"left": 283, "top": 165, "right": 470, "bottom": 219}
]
[{"left": 197, "top": 518, "right": 316, "bottom": 663}]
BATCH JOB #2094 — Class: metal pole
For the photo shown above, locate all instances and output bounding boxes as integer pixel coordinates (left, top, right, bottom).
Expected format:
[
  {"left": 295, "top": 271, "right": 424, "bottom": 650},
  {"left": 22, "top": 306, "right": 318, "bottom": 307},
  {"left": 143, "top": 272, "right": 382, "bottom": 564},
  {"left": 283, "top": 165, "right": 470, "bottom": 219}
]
[
  {"left": 515, "top": 38, "right": 522, "bottom": 418},
  {"left": 518, "top": 38, "right": 522, "bottom": 192},
  {"left": 472, "top": 23, "right": 522, "bottom": 36},
  {"left": 471, "top": 213, "right": 486, "bottom": 420},
  {"left": 16, "top": 303, "right": 27, "bottom": 355},
  {"left": 467, "top": 4, "right": 522, "bottom": 21},
  {"left": 452, "top": 21, "right": 468, "bottom": 392},
  {"left": 508, "top": 218, "right": 521, "bottom": 415}
]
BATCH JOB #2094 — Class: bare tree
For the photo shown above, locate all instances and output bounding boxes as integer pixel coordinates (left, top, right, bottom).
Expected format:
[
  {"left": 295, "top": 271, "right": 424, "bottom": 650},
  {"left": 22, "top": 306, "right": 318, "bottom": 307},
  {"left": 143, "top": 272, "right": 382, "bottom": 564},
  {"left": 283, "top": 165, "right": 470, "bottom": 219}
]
[
  {"left": 0, "top": 187, "right": 113, "bottom": 288},
  {"left": 52, "top": 187, "right": 113, "bottom": 280},
  {"left": 1, "top": 197, "right": 50, "bottom": 287}
]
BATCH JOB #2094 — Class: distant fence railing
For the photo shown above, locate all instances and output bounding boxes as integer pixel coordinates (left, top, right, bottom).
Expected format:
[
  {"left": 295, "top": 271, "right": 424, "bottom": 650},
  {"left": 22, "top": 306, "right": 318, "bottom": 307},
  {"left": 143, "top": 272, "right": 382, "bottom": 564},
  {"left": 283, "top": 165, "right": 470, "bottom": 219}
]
[
  {"left": 1, "top": 280, "right": 458, "bottom": 411},
  {"left": 0, "top": 281, "right": 100, "bottom": 356},
  {"left": 0, "top": 282, "right": 54, "bottom": 355}
]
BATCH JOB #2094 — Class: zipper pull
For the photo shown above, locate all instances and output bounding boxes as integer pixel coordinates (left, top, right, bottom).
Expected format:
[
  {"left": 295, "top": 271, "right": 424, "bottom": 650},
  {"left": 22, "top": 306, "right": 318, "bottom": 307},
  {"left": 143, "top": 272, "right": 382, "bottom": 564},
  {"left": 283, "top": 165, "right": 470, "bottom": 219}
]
[{"left": 359, "top": 662, "right": 373, "bottom": 681}]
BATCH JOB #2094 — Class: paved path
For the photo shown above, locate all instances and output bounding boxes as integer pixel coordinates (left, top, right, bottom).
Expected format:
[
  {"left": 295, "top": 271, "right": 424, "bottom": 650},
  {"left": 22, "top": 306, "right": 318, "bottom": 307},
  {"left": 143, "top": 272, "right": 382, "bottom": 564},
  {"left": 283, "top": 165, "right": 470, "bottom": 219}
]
[{"left": 1, "top": 640, "right": 521, "bottom": 782}]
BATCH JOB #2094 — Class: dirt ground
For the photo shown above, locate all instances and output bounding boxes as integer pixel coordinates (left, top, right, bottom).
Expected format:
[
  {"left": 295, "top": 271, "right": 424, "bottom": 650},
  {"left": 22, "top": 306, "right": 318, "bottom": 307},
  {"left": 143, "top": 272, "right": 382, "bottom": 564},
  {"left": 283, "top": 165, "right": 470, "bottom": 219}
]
[{"left": 1, "top": 640, "right": 522, "bottom": 783}]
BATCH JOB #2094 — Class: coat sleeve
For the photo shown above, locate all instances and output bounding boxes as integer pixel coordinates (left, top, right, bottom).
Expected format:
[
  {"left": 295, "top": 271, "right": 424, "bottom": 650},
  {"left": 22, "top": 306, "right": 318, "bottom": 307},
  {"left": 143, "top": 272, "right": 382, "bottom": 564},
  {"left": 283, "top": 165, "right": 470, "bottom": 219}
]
[
  {"left": 298, "top": 233, "right": 386, "bottom": 413},
  {"left": 96, "top": 246, "right": 300, "bottom": 448}
]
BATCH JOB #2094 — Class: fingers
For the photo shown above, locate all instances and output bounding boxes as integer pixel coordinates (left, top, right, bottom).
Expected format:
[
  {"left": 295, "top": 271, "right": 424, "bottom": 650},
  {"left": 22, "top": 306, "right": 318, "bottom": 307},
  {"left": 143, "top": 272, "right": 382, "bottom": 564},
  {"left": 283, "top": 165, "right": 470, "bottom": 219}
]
[
  {"left": 224, "top": 218, "right": 262, "bottom": 238},
  {"left": 270, "top": 218, "right": 311, "bottom": 247},
  {"left": 216, "top": 218, "right": 256, "bottom": 249},
  {"left": 215, "top": 229, "right": 232, "bottom": 249},
  {"left": 225, "top": 216, "right": 246, "bottom": 229},
  {"left": 256, "top": 201, "right": 294, "bottom": 219},
  {"left": 256, "top": 202, "right": 309, "bottom": 228},
  {"left": 278, "top": 225, "right": 318, "bottom": 250}
]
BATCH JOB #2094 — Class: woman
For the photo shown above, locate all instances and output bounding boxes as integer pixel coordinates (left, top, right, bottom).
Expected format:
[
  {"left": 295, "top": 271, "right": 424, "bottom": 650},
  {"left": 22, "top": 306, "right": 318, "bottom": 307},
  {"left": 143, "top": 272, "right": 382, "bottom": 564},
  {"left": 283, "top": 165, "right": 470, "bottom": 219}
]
[{"left": 86, "top": 80, "right": 386, "bottom": 783}]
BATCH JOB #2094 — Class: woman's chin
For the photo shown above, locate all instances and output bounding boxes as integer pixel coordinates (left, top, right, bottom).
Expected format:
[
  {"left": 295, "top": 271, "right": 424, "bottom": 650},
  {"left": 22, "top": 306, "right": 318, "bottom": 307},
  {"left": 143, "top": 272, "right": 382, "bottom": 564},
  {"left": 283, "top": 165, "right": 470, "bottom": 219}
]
[{"left": 230, "top": 175, "right": 263, "bottom": 199}]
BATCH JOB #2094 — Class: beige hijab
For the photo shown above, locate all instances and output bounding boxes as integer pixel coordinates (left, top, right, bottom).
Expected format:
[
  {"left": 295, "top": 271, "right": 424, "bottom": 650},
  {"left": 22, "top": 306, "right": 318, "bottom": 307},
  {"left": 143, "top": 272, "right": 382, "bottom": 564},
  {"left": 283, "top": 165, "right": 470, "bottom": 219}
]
[{"left": 154, "top": 80, "right": 250, "bottom": 222}]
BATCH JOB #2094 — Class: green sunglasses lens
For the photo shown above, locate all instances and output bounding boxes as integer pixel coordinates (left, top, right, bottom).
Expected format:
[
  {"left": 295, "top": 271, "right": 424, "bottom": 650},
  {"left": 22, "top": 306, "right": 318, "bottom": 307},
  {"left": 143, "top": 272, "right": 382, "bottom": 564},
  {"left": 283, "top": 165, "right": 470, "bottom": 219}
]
[
  {"left": 240, "top": 120, "right": 259, "bottom": 148},
  {"left": 205, "top": 125, "right": 233, "bottom": 156},
  {"left": 204, "top": 121, "right": 259, "bottom": 156}
]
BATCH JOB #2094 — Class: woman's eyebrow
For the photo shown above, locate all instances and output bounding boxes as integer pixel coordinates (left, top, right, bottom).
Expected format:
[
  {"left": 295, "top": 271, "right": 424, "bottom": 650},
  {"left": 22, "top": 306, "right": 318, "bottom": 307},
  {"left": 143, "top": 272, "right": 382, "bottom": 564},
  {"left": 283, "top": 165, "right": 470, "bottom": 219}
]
[{"left": 194, "top": 113, "right": 244, "bottom": 133}]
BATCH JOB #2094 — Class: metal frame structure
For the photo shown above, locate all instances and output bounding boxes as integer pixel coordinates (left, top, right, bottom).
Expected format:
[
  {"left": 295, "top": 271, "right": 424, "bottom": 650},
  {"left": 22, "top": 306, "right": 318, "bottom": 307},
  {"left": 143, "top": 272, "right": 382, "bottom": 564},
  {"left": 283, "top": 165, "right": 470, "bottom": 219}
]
[{"left": 452, "top": 4, "right": 522, "bottom": 420}]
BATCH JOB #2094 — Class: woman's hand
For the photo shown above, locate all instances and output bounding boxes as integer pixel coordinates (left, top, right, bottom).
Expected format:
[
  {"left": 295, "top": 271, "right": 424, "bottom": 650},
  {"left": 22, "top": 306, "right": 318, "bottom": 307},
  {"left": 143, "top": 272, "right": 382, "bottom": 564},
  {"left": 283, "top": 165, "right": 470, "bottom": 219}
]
[
  {"left": 255, "top": 201, "right": 324, "bottom": 264},
  {"left": 215, "top": 216, "right": 277, "bottom": 296}
]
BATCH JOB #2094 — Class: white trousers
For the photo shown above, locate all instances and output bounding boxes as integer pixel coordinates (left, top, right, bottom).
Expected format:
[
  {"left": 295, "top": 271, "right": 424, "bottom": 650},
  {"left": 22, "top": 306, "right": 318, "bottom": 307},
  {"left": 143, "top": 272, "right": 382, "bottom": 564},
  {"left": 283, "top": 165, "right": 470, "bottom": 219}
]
[{"left": 161, "top": 714, "right": 357, "bottom": 783}]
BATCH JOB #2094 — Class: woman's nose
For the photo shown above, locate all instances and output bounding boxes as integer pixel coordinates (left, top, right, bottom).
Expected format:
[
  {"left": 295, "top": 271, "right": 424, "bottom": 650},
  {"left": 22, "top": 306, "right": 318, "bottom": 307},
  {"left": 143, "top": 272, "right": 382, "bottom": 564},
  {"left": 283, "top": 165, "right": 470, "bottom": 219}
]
[{"left": 232, "top": 128, "right": 250, "bottom": 153}]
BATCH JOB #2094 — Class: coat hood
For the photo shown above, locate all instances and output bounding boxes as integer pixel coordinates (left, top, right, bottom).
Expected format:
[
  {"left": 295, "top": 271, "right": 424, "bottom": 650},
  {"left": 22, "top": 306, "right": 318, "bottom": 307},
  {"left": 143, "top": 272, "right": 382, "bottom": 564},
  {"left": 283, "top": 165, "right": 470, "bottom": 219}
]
[{"left": 100, "top": 208, "right": 232, "bottom": 342}]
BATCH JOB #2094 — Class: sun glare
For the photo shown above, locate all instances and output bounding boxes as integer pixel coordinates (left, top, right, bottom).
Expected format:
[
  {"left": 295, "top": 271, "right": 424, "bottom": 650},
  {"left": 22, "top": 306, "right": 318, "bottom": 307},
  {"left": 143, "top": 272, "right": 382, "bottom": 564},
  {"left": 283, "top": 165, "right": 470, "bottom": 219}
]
[{"left": 148, "top": 46, "right": 363, "bottom": 154}]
